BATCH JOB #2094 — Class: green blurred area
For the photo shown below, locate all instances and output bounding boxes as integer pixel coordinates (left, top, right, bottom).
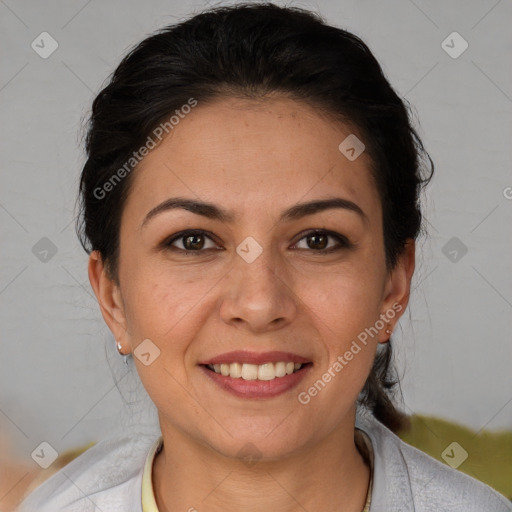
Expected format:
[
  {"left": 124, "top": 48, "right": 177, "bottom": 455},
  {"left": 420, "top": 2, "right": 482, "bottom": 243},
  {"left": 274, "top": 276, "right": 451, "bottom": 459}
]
[{"left": 398, "top": 414, "right": 512, "bottom": 500}]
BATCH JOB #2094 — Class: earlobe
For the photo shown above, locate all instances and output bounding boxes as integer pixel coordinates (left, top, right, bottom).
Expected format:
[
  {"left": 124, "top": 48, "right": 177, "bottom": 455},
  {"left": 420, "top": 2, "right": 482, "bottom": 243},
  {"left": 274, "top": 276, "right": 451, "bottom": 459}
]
[{"left": 88, "top": 251, "right": 128, "bottom": 343}]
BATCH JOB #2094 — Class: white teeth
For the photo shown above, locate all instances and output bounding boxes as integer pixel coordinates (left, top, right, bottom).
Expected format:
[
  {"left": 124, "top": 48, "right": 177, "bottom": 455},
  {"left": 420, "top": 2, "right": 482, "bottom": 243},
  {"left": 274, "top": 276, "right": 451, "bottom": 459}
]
[
  {"left": 257, "top": 363, "right": 275, "bottom": 381},
  {"left": 241, "top": 363, "right": 259, "bottom": 380},
  {"left": 230, "top": 362, "right": 242, "bottom": 378},
  {"left": 274, "top": 361, "right": 286, "bottom": 377},
  {"left": 206, "top": 361, "right": 305, "bottom": 380}
]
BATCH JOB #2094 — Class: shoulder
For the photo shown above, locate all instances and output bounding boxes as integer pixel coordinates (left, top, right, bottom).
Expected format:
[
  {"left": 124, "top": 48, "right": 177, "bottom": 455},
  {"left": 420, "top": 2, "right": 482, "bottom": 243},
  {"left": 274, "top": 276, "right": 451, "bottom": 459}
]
[
  {"left": 18, "top": 431, "right": 159, "bottom": 512},
  {"left": 356, "top": 411, "right": 512, "bottom": 512}
]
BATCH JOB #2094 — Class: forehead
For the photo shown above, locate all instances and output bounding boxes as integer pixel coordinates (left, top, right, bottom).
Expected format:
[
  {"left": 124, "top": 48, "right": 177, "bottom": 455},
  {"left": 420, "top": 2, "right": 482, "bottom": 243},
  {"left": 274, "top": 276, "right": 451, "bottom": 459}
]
[{"left": 122, "top": 96, "right": 380, "bottom": 227}]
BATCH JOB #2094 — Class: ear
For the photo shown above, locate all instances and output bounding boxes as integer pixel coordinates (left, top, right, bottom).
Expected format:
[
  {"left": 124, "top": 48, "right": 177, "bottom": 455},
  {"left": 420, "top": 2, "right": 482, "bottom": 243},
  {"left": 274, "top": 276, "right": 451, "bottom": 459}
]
[
  {"left": 378, "top": 239, "right": 415, "bottom": 343},
  {"left": 88, "top": 251, "right": 130, "bottom": 349}
]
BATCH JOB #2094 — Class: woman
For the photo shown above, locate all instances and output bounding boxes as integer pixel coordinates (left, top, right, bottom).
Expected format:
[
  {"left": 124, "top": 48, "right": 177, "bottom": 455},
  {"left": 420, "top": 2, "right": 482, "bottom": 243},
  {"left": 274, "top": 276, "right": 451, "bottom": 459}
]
[{"left": 18, "top": 3, "right": 512, "bottom": 511}]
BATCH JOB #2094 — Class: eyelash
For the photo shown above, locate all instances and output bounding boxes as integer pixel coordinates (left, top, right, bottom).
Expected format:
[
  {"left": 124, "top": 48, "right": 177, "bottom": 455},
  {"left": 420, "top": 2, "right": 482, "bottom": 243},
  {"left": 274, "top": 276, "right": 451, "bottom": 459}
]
[{"left": 161, "top": 229, "right": 352, "bottom": 255}]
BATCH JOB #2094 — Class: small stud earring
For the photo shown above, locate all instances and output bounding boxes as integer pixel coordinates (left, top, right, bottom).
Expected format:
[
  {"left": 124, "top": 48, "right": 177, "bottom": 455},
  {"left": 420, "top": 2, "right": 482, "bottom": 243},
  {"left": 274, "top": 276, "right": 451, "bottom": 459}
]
[
  {"left": 116, "top": 341, "right": 130, "bottom": 365},
  {"left": 385, "top": 324, "right": 392, "bottom": 335}
]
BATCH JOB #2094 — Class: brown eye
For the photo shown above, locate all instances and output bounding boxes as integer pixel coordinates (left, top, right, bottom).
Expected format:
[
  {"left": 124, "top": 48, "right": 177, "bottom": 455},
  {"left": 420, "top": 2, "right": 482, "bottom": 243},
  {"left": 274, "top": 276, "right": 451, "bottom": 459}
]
[
  {"left": 306, "top": 233, "right": 328, "bottom": 250},
  {"left": 183, "top": 234, "right": 205, "bottom": 250},
  {"left": 163, "top": 230, "right": 218, "bottom": 253},
  {"left": 294, "top": 230, "right": 351, "bottom": 252}
]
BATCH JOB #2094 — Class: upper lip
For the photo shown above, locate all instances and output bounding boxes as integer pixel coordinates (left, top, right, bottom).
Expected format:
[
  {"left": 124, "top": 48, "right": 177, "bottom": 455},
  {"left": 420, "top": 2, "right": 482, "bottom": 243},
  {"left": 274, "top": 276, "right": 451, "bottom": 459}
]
[{"left": 199, "top": 350, "right": 311, "bottom": 366}]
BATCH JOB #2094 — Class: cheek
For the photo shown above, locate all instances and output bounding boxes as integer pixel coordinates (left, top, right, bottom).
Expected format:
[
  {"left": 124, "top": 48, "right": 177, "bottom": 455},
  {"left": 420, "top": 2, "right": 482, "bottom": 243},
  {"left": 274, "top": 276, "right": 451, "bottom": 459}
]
[
  {"left": 303, "top": 262, "right": 383, "bottom": 326},
  {"left": 299, "top": 267, "right": 382, "bottom": 378},
  {"left": 119, "top": 271, "right": 208, "bottom": 406},
  {"left": 118, "top": 241, "right": 213, "bottom": 334}
]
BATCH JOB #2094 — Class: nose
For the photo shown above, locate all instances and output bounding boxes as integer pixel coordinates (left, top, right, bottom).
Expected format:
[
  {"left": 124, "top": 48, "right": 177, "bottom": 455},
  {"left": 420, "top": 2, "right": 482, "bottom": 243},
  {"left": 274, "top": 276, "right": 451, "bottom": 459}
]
[{"left": 219, "top": 245, "right": 299, "bottom": 333}]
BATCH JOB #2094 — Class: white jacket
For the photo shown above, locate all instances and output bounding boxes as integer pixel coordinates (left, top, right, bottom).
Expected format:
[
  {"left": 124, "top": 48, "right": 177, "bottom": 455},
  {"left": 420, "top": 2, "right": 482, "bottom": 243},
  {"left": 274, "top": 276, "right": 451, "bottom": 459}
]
[{"left": 18, "top": 410, "right": 512, "bottom": 511}]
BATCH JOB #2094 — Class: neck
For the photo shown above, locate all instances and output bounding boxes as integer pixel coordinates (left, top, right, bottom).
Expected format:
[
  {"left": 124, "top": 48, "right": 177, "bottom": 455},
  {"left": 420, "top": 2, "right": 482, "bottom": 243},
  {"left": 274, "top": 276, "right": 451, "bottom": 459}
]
[{"left": 152, "top": 412, "right": 370, "bottom": 512}]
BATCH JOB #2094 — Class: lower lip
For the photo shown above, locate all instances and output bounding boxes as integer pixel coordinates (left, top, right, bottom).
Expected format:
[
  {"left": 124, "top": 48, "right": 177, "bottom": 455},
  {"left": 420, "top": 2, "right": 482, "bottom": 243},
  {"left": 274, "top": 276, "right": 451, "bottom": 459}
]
[{"left": 199, "top": 364, "right": 312, "bottom": 399}]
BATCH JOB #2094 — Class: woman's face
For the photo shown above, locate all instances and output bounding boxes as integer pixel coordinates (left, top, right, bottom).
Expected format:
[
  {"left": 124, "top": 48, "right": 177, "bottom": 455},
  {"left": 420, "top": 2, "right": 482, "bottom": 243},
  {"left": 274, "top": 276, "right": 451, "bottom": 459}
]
[{"left": 90, "top": 96, "right": 413, "bottom": 460}]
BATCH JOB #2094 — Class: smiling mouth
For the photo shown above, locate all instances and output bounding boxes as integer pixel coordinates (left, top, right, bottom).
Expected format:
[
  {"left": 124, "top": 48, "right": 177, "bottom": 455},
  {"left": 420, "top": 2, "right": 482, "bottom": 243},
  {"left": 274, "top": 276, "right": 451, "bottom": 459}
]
[{"left": 203, "top": 361, "right": 312, "bottom": 381}]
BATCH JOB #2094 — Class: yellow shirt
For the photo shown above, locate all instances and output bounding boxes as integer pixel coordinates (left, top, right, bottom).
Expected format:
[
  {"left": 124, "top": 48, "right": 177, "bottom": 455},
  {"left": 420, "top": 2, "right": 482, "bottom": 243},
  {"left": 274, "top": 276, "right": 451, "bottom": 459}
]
[
  {"left": 356, "top": 428, "right": 374, "bottom": 512},
  {"left": 142, "top": 430, "right": 373, "bottom": 512},
  {"left": 141, "top": 434, "right": 162, "bottom": 512}
]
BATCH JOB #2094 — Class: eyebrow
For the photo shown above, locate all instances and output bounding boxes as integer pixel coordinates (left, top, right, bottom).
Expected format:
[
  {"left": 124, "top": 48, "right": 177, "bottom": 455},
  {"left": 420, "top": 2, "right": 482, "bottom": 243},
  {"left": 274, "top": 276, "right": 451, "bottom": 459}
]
[{"left": 140, "top": 196, "right": 367, "bottom": 229}]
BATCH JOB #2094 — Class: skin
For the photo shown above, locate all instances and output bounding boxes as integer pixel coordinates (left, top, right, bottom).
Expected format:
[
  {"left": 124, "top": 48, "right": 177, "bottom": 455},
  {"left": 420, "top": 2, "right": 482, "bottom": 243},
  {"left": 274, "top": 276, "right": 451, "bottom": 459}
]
[{"left": 89, "top": 96, "right": 415, "bottom": 512}]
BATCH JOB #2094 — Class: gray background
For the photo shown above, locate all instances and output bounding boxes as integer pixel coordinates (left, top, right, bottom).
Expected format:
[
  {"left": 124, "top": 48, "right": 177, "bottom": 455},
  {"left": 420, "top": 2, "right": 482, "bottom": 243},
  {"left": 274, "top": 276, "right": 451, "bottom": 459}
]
[{"left": 1, "top": 0, "right": 511, "bottom": 468}]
